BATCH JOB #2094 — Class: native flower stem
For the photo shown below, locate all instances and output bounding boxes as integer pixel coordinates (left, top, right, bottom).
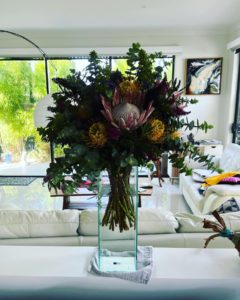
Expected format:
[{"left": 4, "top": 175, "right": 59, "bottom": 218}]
[{"left": 101, "top": 166, "right": 136, "bottom": 232}]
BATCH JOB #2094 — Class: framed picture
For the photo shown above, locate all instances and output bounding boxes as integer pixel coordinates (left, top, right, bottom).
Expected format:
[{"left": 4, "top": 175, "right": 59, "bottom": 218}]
[{"left": 185, "top": 58, "right": 223, "bottom": 95}]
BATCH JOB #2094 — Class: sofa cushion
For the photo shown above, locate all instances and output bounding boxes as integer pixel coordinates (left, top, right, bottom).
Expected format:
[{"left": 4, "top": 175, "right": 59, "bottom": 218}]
[
  {"left": 78, "top": 208, "right": 178, "bottom": 236},
  {"left": 175, "top": 211, "right": 240, "bottom": 233},
  {"left": 138, "top": 208, "right": 178, "bottom": 234},
  {"left": 0, "top": 210, "right": 80, "bottom": 239}
]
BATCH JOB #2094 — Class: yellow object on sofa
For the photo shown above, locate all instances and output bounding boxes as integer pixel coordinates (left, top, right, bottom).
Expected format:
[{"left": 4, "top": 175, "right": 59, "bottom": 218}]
[{"left": 202, "top": 172, "right": 240, "bottom": 187}]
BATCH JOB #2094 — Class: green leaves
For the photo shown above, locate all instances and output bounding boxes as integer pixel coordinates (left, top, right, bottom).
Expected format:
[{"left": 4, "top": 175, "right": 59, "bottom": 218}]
[
  {"left": 199, "top": 121, "right": 214, "bottom": 133},
  {"left": 126, "top": 42, "right": 163, "bottom": 89},
  {"left": 188, "top": 120, "right": 195, "bottom": 130},
  {"left": 180, "top": 117, "right": 214, "bottom": 133}
]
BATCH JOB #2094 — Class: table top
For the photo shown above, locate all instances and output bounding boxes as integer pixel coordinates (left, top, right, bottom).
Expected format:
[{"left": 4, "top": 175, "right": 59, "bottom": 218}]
[{"left": 0, "top": 246, "right": 240, "bottom": 299}]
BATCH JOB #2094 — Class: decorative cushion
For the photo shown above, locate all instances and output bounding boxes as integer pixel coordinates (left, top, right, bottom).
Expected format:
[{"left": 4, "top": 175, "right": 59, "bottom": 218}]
[
  {"left": 217, "top": 198, "right": 240, "bottom": 214},
  {"left": 220, "top": 176, "right": 240, "bottom": 184},
  {"left": 78, "top": 208, "right": 178, "bottom": 236},
  {"left": 138, "top": 208, "right": 178, "bottom": 234},
  {"left": 0, "top": 210, "right": 80, "bottom": 239},
  {"left": 175, "top": 211, "right": 240, "bottom": 233}
]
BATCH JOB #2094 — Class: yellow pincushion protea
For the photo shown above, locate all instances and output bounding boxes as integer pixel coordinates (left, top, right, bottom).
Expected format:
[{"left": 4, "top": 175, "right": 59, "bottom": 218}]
[
  {"left": 171, "top": 131, "right": 181, "bottom": 140},
  {"left": 88, "top": 122, "right": 107, "bottom": 148},
  {"left": 119, "top": 80, "right": 139, "bottom": 97},
  {"left": 146, "top": 119, "right": 165, "bottom": 142}
]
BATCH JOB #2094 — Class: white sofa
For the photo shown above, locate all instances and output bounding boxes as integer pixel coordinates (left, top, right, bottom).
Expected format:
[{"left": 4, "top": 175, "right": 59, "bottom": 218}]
[
  {"left": 0, "top": 208, "right": 239, "bottom": 249},
  {"left": 179, "top": 143, "right": 240, "bottom": 215}
]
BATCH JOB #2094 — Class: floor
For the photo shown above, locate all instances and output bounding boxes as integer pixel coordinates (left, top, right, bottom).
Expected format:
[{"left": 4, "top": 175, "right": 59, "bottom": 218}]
[{"left": 140, "top": 177, "right": 191, "bottom": 214}]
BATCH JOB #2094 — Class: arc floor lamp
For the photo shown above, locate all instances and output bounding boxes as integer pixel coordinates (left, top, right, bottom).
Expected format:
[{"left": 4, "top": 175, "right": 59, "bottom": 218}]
[{"left": 0, "top": 29, "right": 54, "bottom": 162}]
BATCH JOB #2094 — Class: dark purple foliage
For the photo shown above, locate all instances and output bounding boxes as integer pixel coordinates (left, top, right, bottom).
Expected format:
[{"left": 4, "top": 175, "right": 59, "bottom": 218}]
[{"left": 107, "top": 126, "right": 121, "bottom": 140}]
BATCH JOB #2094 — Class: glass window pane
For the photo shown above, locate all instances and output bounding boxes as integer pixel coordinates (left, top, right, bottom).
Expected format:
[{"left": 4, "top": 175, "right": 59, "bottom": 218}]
[
  {"left": 155, "top": 57, "right": 174, "bottom": 81},
  {"left": 0, "top": 59, "right": 51, "bottom": 176},
  {"left": 48, "top": 59, "right": 76, "bottom": 93},
  {"left": 112, "top": 58, "right": 128, "bottom": 74},
  {"left": 112, "top": 57, "right": 174, "bottom": 80}
]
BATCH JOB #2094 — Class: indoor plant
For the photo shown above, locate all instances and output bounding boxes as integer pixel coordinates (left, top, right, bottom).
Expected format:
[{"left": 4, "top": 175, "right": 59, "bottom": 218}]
[{"left": 39, "top": 43, "right": 218, "bottom": 233}]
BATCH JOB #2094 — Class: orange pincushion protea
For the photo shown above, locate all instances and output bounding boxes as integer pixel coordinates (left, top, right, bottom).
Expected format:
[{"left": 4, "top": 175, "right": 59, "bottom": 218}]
[
  {"left": 146, "top": 119, "right": 165, "bottom": 142},
  {"left": 171, "top": 131, "right": 181, "bottom": 140},
  {"left": 119, "top": 80, "right": 140, "bottom": 101},
  {"left": 87, "top": 122, "right": 107, "bottom": 148}
]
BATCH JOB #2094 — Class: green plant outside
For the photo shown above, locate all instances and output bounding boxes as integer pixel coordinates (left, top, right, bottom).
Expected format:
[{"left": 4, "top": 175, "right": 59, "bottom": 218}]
[{"left": 0, "top": 59, "right": 74, "bottom": 163}]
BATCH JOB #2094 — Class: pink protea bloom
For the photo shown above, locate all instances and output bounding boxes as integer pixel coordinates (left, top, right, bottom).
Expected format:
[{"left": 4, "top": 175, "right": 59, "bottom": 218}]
[{"left": 101, "top": 88, "right": 154, "bottom": 131}]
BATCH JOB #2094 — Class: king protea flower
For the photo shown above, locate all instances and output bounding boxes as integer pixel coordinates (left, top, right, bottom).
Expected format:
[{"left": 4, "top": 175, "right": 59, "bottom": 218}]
[{"left": 101, "top": 83, "right": 154, "bottom": 131}]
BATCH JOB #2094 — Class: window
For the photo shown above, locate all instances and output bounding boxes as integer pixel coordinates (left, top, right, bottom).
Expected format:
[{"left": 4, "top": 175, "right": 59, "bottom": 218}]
[{"left": 0, "top": 54, "right": 174, "bottom": 209}]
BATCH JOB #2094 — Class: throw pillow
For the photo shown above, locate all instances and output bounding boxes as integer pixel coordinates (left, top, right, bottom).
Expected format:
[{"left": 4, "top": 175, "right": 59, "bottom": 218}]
[
  {"left": 219, "top": 175, "right": 240, "bottom": 184},
  {"left": 216, "top": 198, "right": 240, "bottom": 214}
]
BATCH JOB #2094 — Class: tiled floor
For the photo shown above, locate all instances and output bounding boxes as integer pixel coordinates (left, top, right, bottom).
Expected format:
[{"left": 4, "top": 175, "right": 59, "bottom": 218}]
[{"left": 141, "top": 177, "right": 191, "bottom": 214}]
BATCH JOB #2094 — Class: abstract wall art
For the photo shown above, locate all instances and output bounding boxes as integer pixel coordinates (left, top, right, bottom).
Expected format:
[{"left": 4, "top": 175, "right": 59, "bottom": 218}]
[{"left": 185, "top": 58, "right": 223, "bottom": 95}]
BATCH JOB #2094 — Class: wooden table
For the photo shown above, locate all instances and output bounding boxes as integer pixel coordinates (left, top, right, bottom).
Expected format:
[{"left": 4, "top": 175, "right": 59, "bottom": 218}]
[{"left": 0, "top": 246, "right": 240, "bottom": 299}]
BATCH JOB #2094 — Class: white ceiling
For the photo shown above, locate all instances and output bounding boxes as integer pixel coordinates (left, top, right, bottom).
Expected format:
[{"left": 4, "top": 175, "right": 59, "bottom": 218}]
[
  {"left": 0, "top": 0, "right": 240, "bottom": 50},
  {"left": 1, "top": 0, "right": 240, "bottom": 33}
]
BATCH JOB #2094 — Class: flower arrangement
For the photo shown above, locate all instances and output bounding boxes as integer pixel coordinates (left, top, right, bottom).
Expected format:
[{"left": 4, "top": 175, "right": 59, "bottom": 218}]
[{"left": 39, "top": 43, "right": 218, "bottom": 232}]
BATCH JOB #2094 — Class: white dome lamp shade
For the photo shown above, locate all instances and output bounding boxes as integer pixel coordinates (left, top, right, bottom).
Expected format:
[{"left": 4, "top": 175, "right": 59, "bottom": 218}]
[{"left": 34, "top": 94, "right": 54, "bottom": 128}]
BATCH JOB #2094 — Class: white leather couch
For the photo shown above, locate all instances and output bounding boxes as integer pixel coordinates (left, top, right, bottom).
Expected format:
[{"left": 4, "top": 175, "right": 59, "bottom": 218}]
[
  {"left": 179, "top": 143, "right": 240, "bottom": 215},
  {"left": 0, "top": 208, "right": 239, "bottom": 249}
]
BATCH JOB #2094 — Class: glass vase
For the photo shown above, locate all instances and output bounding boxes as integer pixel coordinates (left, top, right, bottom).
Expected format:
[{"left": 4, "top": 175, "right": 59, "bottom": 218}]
[{"left": 97, "top": 166, "right": 138, "bottom": 272}]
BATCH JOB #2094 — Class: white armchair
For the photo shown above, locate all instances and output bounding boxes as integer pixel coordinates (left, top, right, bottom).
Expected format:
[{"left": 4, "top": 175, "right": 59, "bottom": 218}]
[{"left": 179, "top": 143, "right": 240, "bottom": 215}]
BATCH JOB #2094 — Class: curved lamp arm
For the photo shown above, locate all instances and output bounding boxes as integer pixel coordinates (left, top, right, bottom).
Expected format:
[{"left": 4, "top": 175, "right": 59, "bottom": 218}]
[{"left": 0, "top": 29, "right": 50, "bottom": 94}]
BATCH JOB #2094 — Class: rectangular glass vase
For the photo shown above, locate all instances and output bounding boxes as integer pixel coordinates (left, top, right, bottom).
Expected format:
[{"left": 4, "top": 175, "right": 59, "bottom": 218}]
[{"left": 97, "top": 166, "right": 138, "bottom": 272}]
